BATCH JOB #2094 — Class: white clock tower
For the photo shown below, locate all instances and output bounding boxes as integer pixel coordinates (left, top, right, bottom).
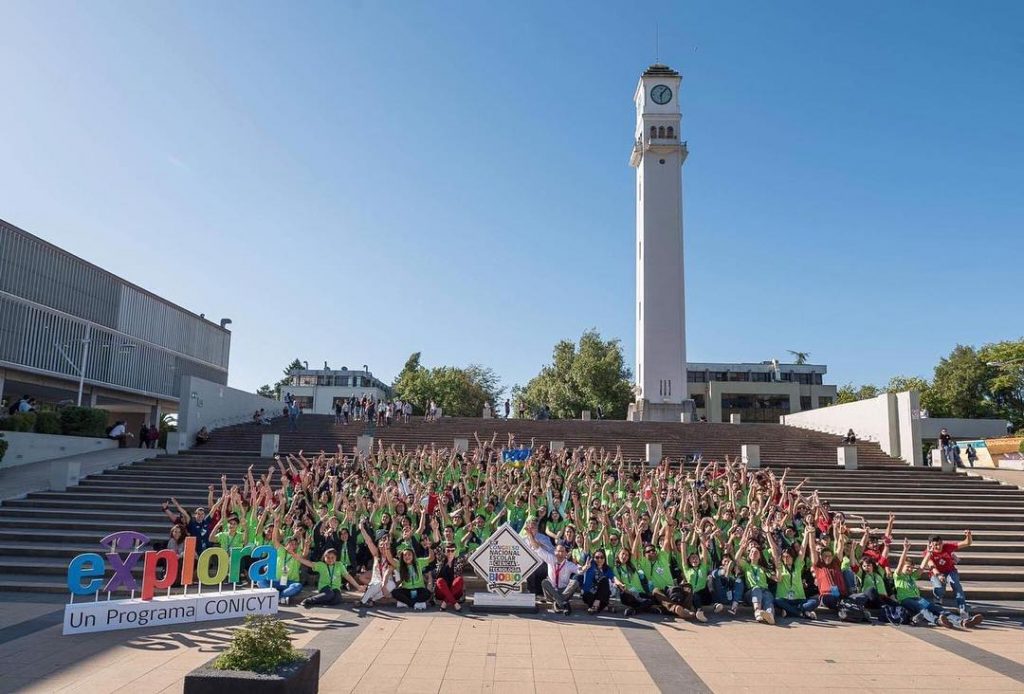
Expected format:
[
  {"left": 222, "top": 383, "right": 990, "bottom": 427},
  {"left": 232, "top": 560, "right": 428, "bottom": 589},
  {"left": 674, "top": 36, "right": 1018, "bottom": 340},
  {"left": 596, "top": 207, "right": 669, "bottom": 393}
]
[{"left": 628, "top": 64, "right": 693, "bottom": 422}]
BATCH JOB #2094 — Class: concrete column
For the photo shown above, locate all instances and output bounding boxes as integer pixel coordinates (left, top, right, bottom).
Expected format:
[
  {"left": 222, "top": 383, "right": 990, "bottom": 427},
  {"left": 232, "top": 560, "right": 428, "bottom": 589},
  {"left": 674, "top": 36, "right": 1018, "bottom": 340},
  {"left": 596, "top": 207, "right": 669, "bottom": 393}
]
[
  {"left": 148, "top": 403, "right": 161, "bottom": 427},
  {"left": 260, "top": 434, "right": 280, "bottom": 458},
  {"left": 645, "top": 442, "right": 662, "bottom": 465},
  {"left": 0, "top": 367, "right": 6, "bottom": 405},
  {"left": 453, "top": 438, "right": 468, "bottom": 453},
  {"left": 940, "top": 454, "right": 955, "bottom": 473},
  {"left": 680, "top": 412, "right": 693, "bottom": 423},
  {"left": 165, "top": 431, "right": 185, "bottom": 455},
  {"left": 581, "top": 410, "right": 591, "bottom": 421},
  {"left": 482, "top": 405, "right": 492, "bottom": 419},
  {"left": 838, "top": 446, "right": 858, "bottom": 470},
  {"left": 741, "top": 444, "right": 760, "bottom": 469},
  {"left": 89, "top": 389, "right": 98, "bottom": 407},
  {"left": 48, "top": 459, "right": 81, "bottom": 492},
  {"left": 729, "top": 414, "right": 741, "bottom": 424},
  {"left": 550, "top": 441, "right": 564, "bottom": 452},
  {"left": 356, "top": 435, "right": 374, "bottom": 456}
]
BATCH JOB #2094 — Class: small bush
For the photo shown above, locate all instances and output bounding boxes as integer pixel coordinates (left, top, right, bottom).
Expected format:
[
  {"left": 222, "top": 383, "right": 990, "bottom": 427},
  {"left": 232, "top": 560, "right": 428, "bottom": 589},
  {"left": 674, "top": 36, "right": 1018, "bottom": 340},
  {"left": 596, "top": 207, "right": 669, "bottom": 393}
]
[
  {"left": 213, "top": 615, "right": 301, "bottom": 674},
  {"left": 0, "top": 433, "right": 7, "bottom": 463},
  {"left": 0, "top": 413, "right": 37, "bottom": 432},
  {"left": 59, "top": 407, "right": 109, "bottom": 437},
  {"left": 34, "top": 411, "right": 62, "bottom": 435},
  {"left": 1019, "top": 439, "right": 1024, "bottom": 455}
]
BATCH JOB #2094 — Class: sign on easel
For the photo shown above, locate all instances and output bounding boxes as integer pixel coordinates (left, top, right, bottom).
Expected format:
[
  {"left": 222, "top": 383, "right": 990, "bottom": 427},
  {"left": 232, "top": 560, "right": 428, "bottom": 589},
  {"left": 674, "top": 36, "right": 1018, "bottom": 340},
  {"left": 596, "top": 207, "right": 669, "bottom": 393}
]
[{"left": 468, "top": 523, "right": 542, "bottom": 610}]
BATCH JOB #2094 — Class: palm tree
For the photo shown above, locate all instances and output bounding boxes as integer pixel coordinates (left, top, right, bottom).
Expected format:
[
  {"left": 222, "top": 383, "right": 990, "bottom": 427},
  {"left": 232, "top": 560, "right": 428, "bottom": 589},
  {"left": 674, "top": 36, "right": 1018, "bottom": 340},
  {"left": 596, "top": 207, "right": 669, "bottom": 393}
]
[{"left": 787, "top": 350, "right": 810, "bottom": 365}]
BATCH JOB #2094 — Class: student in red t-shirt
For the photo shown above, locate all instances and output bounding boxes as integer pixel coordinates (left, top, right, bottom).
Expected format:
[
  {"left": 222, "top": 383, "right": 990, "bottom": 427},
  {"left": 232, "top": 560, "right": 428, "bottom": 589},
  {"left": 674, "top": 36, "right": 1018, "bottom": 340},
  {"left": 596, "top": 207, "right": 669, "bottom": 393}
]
[{"left": 921, "top": 530, "right": 973, "bottom": 618}]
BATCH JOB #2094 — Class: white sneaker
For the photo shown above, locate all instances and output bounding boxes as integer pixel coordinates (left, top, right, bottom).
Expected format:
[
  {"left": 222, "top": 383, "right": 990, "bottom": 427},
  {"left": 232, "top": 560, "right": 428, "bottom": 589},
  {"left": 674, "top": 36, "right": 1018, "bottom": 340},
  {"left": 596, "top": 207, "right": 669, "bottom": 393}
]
[
  {"left": 729, "top": 601, "right": 739, "bottom": 615},
  {"left": 414, "top": 602, "right": 427, "bottom": 611},
  {"left": 713, "top": 603, "right": 724, "bottom": 614},
  {"left": 754, "top": 609, "right": 764, "bottom": 623},
  {"left": 806, "top": 611, "right": 817, "bottom": 621},
  {"left": 396, "top": 601, "right": 408, "bottom": 608},
  {"left": 762, "top": 610, "right": 775, "bottom": 625}
]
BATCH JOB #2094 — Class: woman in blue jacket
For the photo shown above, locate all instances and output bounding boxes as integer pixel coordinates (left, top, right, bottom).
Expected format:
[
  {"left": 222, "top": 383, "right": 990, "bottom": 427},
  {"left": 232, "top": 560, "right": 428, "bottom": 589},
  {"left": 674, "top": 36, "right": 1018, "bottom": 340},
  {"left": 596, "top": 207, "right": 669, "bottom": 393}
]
[{"left": 580, "top": 549, "right": 615, "bottom": 615}]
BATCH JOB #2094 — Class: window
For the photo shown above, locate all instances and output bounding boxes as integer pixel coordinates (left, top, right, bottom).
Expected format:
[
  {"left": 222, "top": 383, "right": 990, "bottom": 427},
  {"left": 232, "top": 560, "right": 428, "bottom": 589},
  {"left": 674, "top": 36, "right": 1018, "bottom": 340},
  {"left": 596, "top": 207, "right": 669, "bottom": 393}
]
[
  {"left": 687, "top": 371, "right": 706, "bottom": 383},
  {"left": 750, "top": 372, "right": 770, "bottom": 382},
  {"left": 727, "top": 372, "right": 749, "bottom": 382},
  {"left": 638, "top": 241, "right": 642, "bottom": 260},
  {"left": 711, "top": 371, "right": 729, "bottom": 382},
  {"left": 638, "top": 301, "right": 642, "bottom": 320},
  {"left": 693, "top": 394, "right": 706, "bottom": 409},
  {"left": 650, "top": 125, "right": 657, "bottom": 139},
  {"left": 657, "top": 126, "right": 665, "bottom": 138},
  {"left": 800, "top": 396, "right": 812, "bottom": 410},
  {"left": 667, "top": 126, "right": 674, "bottom": 138},
  {"left": 818, "top": 396, "right": 834, "bottom": 407},
  {"left": 297, "top": 375, "right": 317, "bottom": 386}
]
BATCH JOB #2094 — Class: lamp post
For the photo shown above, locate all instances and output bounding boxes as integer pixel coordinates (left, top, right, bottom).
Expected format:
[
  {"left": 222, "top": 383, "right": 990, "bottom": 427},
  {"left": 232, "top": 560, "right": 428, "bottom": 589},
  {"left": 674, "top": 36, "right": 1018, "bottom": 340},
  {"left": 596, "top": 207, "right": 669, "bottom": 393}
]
[{"left": 50, "top": 325, "right": 92, "bottom": 407}]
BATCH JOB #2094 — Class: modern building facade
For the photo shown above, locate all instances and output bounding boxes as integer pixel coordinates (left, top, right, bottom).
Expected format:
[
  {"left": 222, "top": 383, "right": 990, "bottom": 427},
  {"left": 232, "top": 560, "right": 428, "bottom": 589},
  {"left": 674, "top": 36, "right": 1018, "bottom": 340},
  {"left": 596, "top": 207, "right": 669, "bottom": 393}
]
[
  {"left": 281, "top": 367, "right": 391, "bottom": 414},
  {"left": 629, "top": 64, "right": 691, "bottom": 422},
  {"left": 687, "top": 361, "right": 837, "bottom": 423},
  {"left": 0, "top": 217, "right": 231, "bottom": 422}
]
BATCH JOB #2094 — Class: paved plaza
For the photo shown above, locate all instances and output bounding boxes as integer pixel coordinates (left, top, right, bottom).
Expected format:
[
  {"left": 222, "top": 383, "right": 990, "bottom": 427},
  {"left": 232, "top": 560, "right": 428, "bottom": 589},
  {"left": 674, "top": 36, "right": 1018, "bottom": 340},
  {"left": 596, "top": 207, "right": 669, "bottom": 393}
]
[{"left": 2, "top": 593, "right": 1022, "bottom": 693}]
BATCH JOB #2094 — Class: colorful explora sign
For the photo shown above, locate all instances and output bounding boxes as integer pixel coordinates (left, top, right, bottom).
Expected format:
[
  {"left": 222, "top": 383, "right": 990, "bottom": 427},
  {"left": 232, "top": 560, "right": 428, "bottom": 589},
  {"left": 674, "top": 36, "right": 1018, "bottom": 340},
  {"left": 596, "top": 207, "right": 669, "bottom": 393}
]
[{"left": 62, "top": 530, "right": 281, "bottom": 635}]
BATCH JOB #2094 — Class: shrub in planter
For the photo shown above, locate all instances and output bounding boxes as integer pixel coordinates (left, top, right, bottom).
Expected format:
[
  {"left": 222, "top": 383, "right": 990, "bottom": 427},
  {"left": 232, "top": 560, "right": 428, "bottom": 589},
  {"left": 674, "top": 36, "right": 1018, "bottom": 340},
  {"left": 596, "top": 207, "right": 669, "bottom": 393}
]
[
  {"left": 0, "top": 412, "right": 37, "bottom": 432},
  {"left": 34, "top": 411, "right": 62, "bottom": 435},
  {"left": 184, "top": 615, "right": 319, "bottom": 694},
  {"left": 59, "top": 407, "right": 109, "bottom": 437},
  {"left": 0, "top": 433, "right": 7, "bottom": 464}
]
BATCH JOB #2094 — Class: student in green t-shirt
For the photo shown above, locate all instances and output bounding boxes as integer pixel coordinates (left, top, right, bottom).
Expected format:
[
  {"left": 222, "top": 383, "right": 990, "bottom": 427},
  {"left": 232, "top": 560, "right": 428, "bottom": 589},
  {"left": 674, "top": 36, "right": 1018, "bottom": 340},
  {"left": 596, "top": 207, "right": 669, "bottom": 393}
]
[
  {"left": 259, "top": 535, "right": 304, "bottom": 605},
  {"left": 389, "top": 547, "right": 435, "bottom": 610},
  {"left": 611, "top": 547, "right": 656, "bottom": 617},
  {"left": 287, "top": 547, "right": 358, "bottom": 608},
  {"left": 682, "top": 536, "right": 717, "bottom": 623},
  {"left": 768, "top": 527, "right": 818, "bottom": 621},
  {"left": 737, "top": 532, "right": 776, "bottom": 625},
  {"left": 893, "top": 538, "right": 980, "bottom": 628}
]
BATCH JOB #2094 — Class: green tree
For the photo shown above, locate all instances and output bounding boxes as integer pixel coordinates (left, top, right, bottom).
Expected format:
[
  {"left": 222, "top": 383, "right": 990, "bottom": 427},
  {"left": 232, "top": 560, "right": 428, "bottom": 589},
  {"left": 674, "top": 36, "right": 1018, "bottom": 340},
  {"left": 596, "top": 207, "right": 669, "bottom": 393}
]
[
  {"left": 256, "top": 358, "right": 304, "bottom": 400},
  {"left": 923, "top": 345, "right": 993, "bottom": 419},
  {"left": 515, "top": 329, "right": 633, "bottom": 419},
  {"left": 884, "top": 375, "right": 930, "bottom": 396},
  {"left": 835, "top": 383, "right": 880, "bottom": 404},
  {"left": 392, "top": 353, "right": 503, "bottom": 417},
  {"left": 978, "top": 339, "right": 1024, "bottom": 428}
]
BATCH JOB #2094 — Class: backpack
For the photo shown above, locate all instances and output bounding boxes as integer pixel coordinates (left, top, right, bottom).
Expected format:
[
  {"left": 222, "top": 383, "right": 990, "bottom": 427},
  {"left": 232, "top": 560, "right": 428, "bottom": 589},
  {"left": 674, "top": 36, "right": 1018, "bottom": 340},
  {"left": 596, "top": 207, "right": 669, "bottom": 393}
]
[
  {"left": 879, "top": 604, "right": 910, "bottom": 625},
  {"left": 837, "top": 598, "right": 870, "bottom": 623}
]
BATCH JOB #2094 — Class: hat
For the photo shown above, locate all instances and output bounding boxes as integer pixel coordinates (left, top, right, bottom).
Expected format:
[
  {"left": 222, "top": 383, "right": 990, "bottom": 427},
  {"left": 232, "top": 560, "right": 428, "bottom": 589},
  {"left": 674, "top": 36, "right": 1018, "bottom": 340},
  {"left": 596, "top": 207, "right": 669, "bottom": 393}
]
[
  {"left": 375, "top": 530, "right": 390, "bottom": 542},
  {"left": 323, "top": 548, "right": 338, "bottom": 558}
]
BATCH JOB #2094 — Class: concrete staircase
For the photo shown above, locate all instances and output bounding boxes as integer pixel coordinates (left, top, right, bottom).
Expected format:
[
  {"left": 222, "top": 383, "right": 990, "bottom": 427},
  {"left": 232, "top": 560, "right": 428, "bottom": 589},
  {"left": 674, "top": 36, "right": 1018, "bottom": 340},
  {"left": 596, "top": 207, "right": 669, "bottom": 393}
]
[{"left": 1, "top": 416, "right": 1021, "bottom": 603}]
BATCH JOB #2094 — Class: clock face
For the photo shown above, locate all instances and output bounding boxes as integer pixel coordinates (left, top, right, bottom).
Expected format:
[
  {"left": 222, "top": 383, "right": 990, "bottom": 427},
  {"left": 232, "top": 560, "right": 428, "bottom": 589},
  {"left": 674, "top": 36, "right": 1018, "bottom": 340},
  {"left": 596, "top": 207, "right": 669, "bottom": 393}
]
[{"left": 651, "top": 84, "right": 672, "bottom": 105}]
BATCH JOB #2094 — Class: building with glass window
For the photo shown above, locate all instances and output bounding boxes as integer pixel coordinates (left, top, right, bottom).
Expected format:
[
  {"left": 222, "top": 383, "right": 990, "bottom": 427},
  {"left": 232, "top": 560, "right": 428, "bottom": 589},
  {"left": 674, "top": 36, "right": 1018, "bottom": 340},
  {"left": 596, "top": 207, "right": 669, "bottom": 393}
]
[
  {"left": 0, "top": 217, "right": 231, "bottom": 424},
  {"left": 281, "top": 367, "right": 392, "bottom": 414},
  {"left": 686, "top": 361, "right": 837, "bottom": 423}
]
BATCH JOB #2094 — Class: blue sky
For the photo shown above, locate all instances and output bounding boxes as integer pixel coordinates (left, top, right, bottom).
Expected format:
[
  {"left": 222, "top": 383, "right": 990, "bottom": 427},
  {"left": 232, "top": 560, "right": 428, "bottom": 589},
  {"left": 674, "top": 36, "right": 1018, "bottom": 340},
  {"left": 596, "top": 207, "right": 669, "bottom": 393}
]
[{"left": 1, "top": 2, "right": 1022, "bottom": 395}]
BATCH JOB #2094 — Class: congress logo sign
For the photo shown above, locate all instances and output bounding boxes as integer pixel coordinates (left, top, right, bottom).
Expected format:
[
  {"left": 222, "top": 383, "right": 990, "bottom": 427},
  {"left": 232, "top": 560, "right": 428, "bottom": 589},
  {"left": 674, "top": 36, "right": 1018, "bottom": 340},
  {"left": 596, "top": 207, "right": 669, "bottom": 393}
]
[{"left": 468, "top": 524, "right": 542, "bottom": 596}]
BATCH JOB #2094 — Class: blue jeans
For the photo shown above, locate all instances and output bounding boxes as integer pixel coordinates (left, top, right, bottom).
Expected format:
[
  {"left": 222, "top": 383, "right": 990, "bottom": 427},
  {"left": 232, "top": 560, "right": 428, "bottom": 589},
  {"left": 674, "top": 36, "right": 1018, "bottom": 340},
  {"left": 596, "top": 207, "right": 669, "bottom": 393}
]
[
  {"left": 931, "top": 570, "right": 967, "bottom": 611},
  {"left": 775, "top": 596, "right": 818, "bottom": 618},
  {"left": 744, "top": 587, "right": 773, "bottom": 611},
  {"left": 710, "top": 571, "right": 744, "bottom": 604},
  {"left": 258, "top": 580, "right": 303, "bottom": 599},
  {"left": 901, "top": 597, "right": 940, "bottom": 624}
]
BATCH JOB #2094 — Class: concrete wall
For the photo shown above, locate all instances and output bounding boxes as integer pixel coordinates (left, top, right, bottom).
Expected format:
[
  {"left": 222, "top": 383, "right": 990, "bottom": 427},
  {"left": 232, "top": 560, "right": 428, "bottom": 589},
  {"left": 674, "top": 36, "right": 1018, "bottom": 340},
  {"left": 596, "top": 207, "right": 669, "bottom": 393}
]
[
  {"left": 177, "top": 376, "right": 282, "bottom": 448},
  {"left": 0, "top": 431, "right": 116, "bottom": 467},
  {"left": 895, "top": 390, "right": 924, "bottom": 466},
  {"left": 919, "top": 418, "right": 1010, "bottom": 441},
  {"left": 781, "top": 393, "right": 901, "bottom": 458}
]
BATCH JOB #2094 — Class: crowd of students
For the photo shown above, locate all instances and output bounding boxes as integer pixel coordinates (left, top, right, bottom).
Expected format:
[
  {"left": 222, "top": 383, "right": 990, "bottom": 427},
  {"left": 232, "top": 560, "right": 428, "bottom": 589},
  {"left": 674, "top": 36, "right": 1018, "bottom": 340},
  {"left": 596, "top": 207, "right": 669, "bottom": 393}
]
[{"left": 159, "top": 435, "right": 983, "bottom": 628}]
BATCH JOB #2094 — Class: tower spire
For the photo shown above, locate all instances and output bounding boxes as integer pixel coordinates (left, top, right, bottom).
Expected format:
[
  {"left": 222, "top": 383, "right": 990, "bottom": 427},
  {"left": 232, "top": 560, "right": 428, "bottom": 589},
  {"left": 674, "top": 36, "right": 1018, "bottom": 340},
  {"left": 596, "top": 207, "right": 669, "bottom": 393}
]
[{"left": 655, "top": 23, "right": 660, "bottom": 63}]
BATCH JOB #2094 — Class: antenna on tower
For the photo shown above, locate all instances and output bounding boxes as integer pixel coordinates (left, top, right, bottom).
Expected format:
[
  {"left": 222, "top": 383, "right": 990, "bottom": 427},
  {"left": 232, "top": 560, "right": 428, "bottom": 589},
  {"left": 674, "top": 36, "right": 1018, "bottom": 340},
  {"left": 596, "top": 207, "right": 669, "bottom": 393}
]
[{"left": 655, "top": 23, "right": 660, "bottom": 63}]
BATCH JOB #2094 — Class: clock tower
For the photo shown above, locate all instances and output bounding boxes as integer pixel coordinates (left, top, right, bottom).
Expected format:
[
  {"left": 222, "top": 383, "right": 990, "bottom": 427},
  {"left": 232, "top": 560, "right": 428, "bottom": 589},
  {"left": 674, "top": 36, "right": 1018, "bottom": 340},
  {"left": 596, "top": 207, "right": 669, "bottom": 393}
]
[{"left": 628, "top": 64, "right": 693, "bottom": 422}]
